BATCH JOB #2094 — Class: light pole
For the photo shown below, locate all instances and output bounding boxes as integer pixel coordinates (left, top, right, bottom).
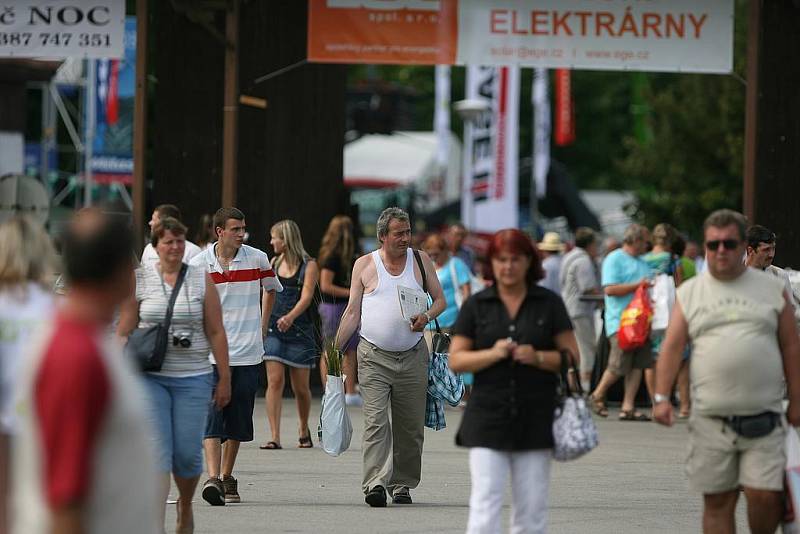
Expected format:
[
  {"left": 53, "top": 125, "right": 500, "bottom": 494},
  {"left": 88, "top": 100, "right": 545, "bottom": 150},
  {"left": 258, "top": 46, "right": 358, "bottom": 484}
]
[{"left": 453, "top": 98, "right": 490, "bottom": 232}]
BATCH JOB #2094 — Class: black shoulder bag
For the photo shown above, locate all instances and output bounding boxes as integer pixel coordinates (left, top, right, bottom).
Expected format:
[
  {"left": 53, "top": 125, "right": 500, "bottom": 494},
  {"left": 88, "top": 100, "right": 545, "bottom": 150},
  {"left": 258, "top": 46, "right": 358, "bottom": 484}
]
[
  {"left": 126, "top": 263, "right": 188, "bottom": 372},
  {"left": 413, "top": 249, "right": 449, "bottom": 354}
]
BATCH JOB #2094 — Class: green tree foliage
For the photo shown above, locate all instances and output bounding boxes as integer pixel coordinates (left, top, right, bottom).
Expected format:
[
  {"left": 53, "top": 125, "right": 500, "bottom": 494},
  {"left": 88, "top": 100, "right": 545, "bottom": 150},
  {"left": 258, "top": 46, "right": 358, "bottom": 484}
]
[
  {"left": 618, "top": 0, "right": 747, "bottom": 236},
  {"left": 550, "top": 70, "right": 635, "bottom": 191}
]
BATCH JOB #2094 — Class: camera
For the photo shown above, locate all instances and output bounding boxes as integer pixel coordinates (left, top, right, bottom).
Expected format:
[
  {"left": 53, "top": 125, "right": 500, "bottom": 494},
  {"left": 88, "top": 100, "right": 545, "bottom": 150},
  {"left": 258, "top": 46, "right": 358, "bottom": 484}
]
[{"left": 172, "top": 332, "right": 192, "bottom": 348}]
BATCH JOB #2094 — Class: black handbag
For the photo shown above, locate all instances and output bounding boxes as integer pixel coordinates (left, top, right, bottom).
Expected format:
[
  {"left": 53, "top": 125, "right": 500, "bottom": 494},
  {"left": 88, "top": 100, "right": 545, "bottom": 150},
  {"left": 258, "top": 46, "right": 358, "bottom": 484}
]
[
  {"left": 126, "top": 264, "right": 188, "bottom": 372},
  {"left": 412, "top": 249, "right": 449, "bottom": 354}
]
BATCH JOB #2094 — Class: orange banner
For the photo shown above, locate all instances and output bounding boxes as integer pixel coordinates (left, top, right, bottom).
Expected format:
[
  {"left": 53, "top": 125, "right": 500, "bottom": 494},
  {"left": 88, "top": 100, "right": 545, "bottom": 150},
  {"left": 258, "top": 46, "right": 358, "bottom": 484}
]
[{"left": 307, "top": 0, "right": 458, "bottom": 65}]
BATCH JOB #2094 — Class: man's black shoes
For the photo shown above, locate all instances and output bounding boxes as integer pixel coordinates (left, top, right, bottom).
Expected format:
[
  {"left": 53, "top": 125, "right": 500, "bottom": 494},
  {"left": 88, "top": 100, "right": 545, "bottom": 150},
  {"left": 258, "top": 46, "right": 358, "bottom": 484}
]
[
  {"left": 365, "top": 485, "right": 387, "bottom": 507},
  {"left": 392, "top": 487, "right": 412, "bottom": 504}
]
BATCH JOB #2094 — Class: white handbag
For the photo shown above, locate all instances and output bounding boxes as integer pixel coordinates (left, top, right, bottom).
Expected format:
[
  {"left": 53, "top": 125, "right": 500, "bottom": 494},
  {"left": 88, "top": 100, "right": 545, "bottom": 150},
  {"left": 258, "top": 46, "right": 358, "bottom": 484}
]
[
  {"left": 650, "top": 273, "right": 676, "bottom": 332},
  {"left": 552, "top": 351, "right": 599, "bottom": 462},
  {"left": 318, "top": 374, "right": 353, "bottom": 457}
]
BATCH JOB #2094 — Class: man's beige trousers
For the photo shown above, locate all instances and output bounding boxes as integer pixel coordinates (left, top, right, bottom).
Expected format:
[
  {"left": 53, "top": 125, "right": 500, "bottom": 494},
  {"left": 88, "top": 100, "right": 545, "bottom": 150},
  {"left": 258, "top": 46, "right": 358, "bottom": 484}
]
[{"left": 357, "top": 338, "right": 428, "bottom": 495}]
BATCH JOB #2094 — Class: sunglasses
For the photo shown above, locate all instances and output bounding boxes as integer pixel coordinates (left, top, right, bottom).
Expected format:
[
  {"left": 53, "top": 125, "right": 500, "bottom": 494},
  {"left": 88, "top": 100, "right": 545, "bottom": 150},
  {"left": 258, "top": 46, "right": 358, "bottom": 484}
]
[{"left": 705, "top": 239, "right": 740, "bottom": 251}]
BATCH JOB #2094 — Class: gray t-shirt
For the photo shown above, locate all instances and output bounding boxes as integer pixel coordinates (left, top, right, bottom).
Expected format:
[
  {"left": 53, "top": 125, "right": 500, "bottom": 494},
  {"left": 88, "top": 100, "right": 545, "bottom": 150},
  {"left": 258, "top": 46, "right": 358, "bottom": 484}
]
[
  {"left": 135, "top": 263, "right": 212, "bottom": 377},
  {"left": 559, "top": 247, "right": 600, "bottom": 318},
  {"left": 678, "top": 268, "right": 786, "bottom": 417}
]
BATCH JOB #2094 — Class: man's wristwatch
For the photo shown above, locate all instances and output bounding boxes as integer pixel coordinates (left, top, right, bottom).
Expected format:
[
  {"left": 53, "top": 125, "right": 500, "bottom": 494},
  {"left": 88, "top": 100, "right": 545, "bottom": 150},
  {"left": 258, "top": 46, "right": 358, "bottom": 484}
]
[
  {"left": 423, "top": 311, "right": 432, "bottom": 322},
  {"left": 653, "top": 393, "right": 670, "bottom": 405}
]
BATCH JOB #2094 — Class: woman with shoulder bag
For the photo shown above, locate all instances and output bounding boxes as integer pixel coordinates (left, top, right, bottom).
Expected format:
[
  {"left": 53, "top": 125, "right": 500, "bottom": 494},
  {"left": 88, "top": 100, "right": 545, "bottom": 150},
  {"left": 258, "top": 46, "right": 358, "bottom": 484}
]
[
  {"left": 117, "top": 217, "right": 230, "bottom": 533},
  {"left": 261, "top": 219, "right": 320, "bottom": 450},
  {"left": 449, "top": 229, "right": 579, "bottom": 534}
]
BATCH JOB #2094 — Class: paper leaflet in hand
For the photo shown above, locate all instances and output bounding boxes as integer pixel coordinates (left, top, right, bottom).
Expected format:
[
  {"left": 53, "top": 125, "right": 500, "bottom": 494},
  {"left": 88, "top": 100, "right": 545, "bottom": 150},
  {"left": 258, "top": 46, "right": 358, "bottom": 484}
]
[{"left": 397, "top": 285, "right": 427, "bottom": 321}]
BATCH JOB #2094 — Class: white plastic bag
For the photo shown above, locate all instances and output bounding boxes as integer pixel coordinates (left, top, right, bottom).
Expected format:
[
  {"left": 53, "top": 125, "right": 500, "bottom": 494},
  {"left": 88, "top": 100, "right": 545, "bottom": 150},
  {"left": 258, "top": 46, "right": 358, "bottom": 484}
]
[
  {"left": 318, "top": 374, "right": 353, "bottom": 457},
  {"left": 784, "top": 428, "right": 800, "bottom": 532},
  {"left": 650, "top": 274, "right": 676, "bottom": 332}
]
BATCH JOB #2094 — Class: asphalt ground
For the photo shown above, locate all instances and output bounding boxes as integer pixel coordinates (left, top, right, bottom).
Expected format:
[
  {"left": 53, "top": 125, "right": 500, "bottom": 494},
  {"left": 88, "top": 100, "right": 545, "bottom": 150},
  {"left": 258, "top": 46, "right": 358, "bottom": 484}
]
[{"left": 165, "top": 398, "right": 751, "bottom": 534}]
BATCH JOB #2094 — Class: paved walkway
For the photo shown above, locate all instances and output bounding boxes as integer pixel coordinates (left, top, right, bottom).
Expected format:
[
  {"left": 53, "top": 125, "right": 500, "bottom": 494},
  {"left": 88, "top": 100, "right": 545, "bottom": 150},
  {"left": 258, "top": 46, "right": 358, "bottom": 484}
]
[{"left": 167, "top": 398, "right": 749, "bottom": 533}]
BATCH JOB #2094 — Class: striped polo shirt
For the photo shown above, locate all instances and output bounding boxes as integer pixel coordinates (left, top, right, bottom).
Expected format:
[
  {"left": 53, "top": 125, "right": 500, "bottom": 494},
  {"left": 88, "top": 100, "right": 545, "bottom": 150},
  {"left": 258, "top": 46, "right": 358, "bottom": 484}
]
[{"left": 190, "top": 244, "right": 282, "bottom": 366}]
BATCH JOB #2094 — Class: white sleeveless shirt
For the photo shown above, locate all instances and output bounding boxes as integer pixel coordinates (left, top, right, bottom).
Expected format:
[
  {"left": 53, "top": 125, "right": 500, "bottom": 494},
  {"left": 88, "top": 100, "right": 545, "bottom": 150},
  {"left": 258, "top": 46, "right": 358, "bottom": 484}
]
[{"left": 360, "top": 248, "right": 425, "bottom": 352}]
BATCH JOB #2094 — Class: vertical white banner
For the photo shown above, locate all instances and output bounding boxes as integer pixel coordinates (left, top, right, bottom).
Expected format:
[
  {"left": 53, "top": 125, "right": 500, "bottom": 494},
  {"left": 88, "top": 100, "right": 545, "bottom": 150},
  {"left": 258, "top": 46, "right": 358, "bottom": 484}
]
[
  {"left": 532, "top": 68, "right": 550, "bottom": 199},
  {"left": 461, "top": 65, "right": 519, "bottom": 233},
  {"left": 434, "top": 65, "right": 451, "bottom": 172}
]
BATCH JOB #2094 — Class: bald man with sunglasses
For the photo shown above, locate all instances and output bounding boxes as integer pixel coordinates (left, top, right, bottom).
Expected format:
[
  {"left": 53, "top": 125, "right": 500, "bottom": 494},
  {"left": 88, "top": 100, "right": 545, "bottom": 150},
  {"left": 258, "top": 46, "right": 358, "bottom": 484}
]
[{"left": 654, "top": 209, "right": 800, "bottom": 534}]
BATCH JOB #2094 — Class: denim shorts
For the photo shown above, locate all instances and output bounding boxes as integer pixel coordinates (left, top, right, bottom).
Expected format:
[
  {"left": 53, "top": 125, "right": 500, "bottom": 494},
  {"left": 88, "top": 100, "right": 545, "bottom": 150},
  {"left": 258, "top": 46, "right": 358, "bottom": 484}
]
[
  {"left": 264, "top": 334, "right": 318, "bottom": 369},
  {"left": 204, "top": 363, "right": 261, "bottom": 443},
  {"left": 142, "top": 372, "right": 213, "bottom": 478}
]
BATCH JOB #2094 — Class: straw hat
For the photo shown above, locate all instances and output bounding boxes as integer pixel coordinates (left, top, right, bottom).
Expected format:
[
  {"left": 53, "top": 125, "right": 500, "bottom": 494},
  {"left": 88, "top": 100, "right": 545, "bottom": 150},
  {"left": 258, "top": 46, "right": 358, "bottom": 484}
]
[{"left": 538, "top": 232, "right": 565, "bottom": 252}]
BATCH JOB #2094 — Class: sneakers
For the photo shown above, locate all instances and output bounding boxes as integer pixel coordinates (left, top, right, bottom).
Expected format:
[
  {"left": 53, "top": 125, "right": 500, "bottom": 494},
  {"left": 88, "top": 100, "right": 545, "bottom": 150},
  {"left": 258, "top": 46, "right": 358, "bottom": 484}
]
[
  {"left": 201, "top": 477, "right": 225, "bottom": 506},
  {"left": 345, "top": 393, "right": 363, "bottom": 407},
  {"left": 364, "top": 485, "right": 387, "bottom": 507},
  {"left": 222, "top": 475, "right": 241, "bottom": 504},
  {"left": 392, "top": 487, "right": 412, "bottom": 505}
]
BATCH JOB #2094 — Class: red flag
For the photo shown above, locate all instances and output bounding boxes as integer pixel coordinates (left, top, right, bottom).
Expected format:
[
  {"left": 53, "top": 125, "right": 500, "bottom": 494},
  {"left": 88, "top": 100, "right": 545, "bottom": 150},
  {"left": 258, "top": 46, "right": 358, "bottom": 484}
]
[
  {"left": 554, "top": 69, "right": 575, "bottom": 146},
  {"left": 106, "top": 59, "right": 120, "bottom": 125}
]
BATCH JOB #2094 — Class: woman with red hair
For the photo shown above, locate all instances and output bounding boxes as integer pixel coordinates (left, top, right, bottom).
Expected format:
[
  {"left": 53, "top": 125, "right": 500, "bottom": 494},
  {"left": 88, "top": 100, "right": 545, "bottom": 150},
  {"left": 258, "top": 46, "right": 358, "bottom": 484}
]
[{"left": 450, "top": 229, "right": 579, "bottom": 533}]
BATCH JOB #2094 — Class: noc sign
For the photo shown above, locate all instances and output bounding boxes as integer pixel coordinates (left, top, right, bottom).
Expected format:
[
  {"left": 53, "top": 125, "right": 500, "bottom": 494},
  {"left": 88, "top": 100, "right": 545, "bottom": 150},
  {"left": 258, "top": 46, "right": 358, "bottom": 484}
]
[
  {"left": 308, "top": 0, "right": 734, "bottom": 73},
  {"left": 0, "top": 1, "right": 125, "bottom": 58}
]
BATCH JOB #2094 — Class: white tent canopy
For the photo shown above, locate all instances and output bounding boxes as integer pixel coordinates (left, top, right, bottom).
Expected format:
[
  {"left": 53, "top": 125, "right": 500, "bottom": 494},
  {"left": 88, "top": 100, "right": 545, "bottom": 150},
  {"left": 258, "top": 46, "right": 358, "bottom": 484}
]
[{"left": 344, "top": 131, "right": 461, "bottom": 213}]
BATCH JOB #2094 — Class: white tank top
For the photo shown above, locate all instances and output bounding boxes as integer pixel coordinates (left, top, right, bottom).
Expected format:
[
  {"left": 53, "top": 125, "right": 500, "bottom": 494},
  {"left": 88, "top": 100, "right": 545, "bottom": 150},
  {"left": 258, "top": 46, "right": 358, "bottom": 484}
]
[{"left": 360, "top": 249, "right": 425, "bottom": 351}]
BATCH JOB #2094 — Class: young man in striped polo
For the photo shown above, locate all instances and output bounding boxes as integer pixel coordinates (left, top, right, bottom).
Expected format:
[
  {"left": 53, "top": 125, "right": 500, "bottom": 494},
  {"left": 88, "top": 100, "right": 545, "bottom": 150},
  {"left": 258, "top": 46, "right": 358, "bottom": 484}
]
[{"left": 191, "top": 207, "right": 282, "bottom": 505}]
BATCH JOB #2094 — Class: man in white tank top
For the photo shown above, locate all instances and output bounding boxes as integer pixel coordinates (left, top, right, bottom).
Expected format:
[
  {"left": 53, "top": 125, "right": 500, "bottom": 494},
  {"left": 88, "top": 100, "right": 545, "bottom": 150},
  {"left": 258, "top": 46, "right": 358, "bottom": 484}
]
[{"left": 336, "top": 207, "right": 446, "bottom": 508}]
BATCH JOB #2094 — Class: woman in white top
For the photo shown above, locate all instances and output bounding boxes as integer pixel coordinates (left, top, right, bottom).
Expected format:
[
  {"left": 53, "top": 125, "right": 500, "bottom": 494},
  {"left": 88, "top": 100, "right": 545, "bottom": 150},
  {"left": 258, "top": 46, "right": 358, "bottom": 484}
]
[
  {"left": 0, "top": 216, "right": 56, "bottom": 533},
  {"left": 118, "top": 217, "right": 231, "bottom": 534}
]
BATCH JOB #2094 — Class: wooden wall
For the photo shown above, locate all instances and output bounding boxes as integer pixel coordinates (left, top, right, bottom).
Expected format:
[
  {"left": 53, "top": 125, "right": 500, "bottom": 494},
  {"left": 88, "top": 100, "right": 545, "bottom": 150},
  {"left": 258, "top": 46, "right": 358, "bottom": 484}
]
[
  {"left": 752, "top": 2, "right": 800, "bottom": 268},
  {"left": 150, "top": 1, "right": 347, "bottom": 255}
]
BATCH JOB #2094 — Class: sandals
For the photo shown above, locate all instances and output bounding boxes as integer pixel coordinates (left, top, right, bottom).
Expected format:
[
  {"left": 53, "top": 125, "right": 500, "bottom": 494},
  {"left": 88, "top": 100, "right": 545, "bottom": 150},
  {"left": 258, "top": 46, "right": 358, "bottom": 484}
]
[
  {"left": 590, "top": 394, "right": 609, "bottom": 418},
  {"left": 298, "top": 428, "right": 313, "bottom": 448},
  {"left": 259, "top": 441, "right": 282, "bottom": 450},
  {"left": 619, "top": 410, "right": 651, "bottom": 422}
]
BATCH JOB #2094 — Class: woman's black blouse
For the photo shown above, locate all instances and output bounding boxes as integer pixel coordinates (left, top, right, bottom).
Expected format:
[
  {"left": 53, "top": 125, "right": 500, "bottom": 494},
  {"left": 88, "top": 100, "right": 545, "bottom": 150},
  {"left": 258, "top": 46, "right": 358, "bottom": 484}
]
[{"left": 452, "top": 284, "right": 573, "bottom": 450}]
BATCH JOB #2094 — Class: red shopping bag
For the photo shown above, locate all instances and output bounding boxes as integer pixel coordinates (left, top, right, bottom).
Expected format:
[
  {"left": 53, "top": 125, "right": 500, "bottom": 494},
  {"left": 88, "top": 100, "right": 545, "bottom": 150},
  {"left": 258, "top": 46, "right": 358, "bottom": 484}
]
[{"left": 617, "top": 283, "right": 653, "bottom": 351}]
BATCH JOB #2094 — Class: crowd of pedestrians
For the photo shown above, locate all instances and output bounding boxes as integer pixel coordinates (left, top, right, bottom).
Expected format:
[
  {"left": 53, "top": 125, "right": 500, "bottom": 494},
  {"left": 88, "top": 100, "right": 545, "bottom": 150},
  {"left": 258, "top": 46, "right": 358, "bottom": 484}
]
[{"left": 2, "top": 202, "right": 800, "bottom": 534}]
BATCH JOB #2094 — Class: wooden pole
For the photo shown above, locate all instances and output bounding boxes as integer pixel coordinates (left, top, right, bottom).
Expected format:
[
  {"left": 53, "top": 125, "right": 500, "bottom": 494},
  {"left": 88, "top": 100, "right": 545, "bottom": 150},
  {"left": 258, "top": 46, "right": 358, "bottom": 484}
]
[
  {"left": 132, "top": 0, "right": 148, "bottom": 247},
  {"left": 743, "top": 0, "right": 761, "bottom": 223},
  {"left": 222, "top": 0, "right": 239, "bottom": 208}
]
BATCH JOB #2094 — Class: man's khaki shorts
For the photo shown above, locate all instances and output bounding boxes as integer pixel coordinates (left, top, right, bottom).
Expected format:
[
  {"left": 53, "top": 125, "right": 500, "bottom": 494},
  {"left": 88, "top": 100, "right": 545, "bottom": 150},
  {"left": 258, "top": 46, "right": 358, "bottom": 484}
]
[
  {"left": 686, "top": 414, "right": 786, "bottom": 494},
  {"left": 606, "top": 334, "right": 652, "bottom": 376}
]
